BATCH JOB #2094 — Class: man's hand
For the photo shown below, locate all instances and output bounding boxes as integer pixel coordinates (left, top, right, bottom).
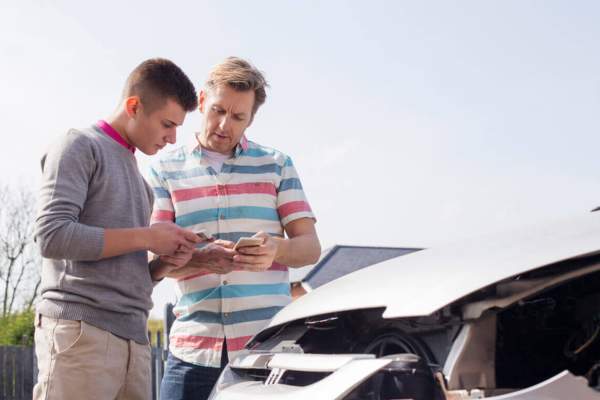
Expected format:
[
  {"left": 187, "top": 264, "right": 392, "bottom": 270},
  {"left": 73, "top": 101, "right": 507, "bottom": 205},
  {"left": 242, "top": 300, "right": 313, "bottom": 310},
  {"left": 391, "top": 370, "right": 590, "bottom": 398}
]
[
  {"left": 157, "top": 240, "right": 238, "bottom": 279},
  {"left": 232, "top": 232, "right": 280, "bottom": 272},
  {"left": 147, "top": 222, "right": 201, "bottom": 256},
  {"left": 190, "top": 240, "right": 238, "bottom": 274},
  {"left": 160, "top": 248, "right": 195, "bottom": 269},
  {"left": 150, "top": 243, "right": 197, "bottom": 282},
  {"left": 102, "top": 223, "right": 203, "bottom": 260}
]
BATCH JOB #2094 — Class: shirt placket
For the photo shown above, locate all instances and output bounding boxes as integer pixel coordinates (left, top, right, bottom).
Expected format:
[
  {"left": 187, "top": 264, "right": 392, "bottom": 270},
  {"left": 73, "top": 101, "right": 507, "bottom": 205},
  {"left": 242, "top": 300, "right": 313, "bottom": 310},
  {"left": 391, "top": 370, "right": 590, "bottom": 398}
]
[{"left": 215, "top": 165, "right": 233, "bottom": 355}]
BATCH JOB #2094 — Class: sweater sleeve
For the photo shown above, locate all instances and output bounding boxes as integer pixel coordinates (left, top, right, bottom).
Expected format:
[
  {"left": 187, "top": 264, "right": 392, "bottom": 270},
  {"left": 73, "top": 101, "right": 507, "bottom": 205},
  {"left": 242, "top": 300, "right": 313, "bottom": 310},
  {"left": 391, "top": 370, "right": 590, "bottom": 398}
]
[{"left": 34, "top": 130, "right": 105, "bottom": 261}]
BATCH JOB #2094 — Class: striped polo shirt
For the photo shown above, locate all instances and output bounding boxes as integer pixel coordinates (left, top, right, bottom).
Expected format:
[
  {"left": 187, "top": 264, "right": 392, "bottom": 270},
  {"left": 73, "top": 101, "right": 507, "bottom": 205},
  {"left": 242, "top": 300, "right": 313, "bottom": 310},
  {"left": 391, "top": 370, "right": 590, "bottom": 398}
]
[{"left": 148, "top": 134, "right": 315, "bottom": 367}]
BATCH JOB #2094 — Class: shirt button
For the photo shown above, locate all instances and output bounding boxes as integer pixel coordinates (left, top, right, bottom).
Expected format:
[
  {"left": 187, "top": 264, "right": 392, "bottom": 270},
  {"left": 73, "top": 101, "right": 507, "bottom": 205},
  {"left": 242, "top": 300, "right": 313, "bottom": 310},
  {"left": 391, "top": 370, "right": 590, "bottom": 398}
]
[
  {"left": 223, "top": 280, "right": 228, "bottom": 285},
  {"left": 219, "top": 214, "right": 226, "bottom": 220},
  {"left": 223, "top": 313, "right": 230, "bottom": 318}
]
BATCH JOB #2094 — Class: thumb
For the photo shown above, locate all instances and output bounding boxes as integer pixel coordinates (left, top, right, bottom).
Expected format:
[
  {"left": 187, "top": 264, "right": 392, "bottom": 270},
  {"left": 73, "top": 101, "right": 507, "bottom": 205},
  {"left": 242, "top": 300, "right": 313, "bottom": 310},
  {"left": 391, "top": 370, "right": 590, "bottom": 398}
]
[{"left": 253, "top": 231, "right": 269, "bottom": 239}]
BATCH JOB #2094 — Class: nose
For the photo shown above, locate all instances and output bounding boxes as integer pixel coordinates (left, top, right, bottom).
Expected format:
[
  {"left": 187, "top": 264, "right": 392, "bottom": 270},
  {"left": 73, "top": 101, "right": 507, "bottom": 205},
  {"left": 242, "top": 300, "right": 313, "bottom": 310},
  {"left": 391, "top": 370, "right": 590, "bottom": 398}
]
[
  {"left": 218, "top": 115, "right": 231, "bottom": 132},
  {"left": 165, "top": 128, "right": 177, "bottom": 144}
]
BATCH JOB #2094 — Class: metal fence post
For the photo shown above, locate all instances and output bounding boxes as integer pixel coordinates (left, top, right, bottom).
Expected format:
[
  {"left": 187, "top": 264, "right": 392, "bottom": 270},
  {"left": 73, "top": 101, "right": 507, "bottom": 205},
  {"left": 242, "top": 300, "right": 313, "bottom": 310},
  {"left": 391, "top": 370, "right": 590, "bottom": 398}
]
[{"left": 155, "top": 331, "right": 163, "bottom": 400}]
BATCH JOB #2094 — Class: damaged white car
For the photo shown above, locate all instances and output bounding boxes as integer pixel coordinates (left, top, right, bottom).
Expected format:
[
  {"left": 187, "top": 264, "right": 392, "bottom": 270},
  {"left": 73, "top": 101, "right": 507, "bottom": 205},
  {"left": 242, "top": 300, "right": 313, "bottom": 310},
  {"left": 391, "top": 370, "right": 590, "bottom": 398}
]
[{"left": 209, "top": 213, "right": 600, "bottom": 399}]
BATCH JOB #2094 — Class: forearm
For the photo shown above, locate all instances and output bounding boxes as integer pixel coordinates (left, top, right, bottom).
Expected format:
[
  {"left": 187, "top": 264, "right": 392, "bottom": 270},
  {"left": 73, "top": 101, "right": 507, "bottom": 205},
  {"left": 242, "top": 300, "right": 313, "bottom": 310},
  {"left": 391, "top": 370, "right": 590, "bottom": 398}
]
[
  {"left": 274, "top": 233, "right": 321, "bottom": 267},
  {"left": 163, "top": 264, "right": 203, "bottom": 279},
  {"left": 101, "top": 227, "right": 152, "bottom": 259}
]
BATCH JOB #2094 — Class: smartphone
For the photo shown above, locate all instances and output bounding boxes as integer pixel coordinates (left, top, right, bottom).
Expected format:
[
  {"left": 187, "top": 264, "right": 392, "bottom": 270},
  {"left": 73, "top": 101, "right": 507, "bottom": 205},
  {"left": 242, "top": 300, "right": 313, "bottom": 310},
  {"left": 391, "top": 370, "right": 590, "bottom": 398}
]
[
  {"left": 233, "top": 237, "right": 264, "bottom": 250},
  {"left": 195, "top": 230, "right": 215, "bottom": 242}
]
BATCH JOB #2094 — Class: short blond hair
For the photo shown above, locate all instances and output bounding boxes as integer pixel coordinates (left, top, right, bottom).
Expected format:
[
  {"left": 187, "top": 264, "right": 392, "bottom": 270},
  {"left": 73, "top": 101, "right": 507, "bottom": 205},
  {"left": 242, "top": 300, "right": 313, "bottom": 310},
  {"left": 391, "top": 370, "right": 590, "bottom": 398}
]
[{"left": 205, "top": 57, "right": 268, "bottom": 116}]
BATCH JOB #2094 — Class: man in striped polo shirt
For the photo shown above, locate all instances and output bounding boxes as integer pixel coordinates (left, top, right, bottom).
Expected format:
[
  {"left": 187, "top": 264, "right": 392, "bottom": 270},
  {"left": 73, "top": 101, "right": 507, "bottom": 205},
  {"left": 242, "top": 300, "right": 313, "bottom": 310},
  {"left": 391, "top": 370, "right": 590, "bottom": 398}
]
[{"left": 150, "top": 57, "right": 321, "bottom": 400}]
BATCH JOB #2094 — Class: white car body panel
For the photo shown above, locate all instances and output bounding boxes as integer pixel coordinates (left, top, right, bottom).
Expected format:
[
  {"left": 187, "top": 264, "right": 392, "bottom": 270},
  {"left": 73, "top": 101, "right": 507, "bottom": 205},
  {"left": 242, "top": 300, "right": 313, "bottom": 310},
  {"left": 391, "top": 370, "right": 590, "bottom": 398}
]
[
  {"left": 211, "top": 357, "right": 392, "bottom": 399},
  {"left": 269, "top": 213, "right": 600, "bottom": 328},
  {"left": 488, "top": 371, "right": 597, "bottom": 399},
  {"left": 209, "top": 213, "right": 600, "bottom": 399}
]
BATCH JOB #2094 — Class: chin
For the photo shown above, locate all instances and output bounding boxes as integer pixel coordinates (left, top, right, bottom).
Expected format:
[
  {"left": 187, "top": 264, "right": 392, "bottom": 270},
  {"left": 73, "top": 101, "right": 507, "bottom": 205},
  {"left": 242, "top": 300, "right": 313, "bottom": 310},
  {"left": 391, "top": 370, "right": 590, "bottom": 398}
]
[
  {"left": 140, "top": 147, "right": 158, "bottom": 156},
  {"left": 209, "top": 142, "right": 233, "bottom": 155}
]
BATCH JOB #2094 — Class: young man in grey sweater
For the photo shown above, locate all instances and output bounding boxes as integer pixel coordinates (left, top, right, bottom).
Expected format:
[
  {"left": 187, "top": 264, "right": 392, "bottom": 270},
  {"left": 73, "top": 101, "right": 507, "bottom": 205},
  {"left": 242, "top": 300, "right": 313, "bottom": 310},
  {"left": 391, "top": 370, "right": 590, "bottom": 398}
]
[{"left": 33, "top": 58, "right": 202, "bottom": 400}]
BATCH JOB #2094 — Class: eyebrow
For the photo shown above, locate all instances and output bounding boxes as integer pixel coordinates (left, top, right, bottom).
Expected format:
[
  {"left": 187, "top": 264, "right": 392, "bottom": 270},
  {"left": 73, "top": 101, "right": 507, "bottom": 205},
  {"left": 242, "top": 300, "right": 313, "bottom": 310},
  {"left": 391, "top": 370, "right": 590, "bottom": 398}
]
[
  {"left": 212, "top": 104, "right": 248, "bottom": 119},
  {"left": 164, "top": 119, "right": 180, "bottom": 126}
]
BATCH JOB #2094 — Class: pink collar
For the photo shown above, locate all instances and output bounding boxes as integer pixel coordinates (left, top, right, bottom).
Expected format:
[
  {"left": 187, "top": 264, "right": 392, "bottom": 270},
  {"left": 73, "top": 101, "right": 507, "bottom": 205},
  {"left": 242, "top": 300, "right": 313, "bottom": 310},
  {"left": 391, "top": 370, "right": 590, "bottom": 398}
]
[{"left": 97, "top": 120, "right": 136, "bottom": 153}]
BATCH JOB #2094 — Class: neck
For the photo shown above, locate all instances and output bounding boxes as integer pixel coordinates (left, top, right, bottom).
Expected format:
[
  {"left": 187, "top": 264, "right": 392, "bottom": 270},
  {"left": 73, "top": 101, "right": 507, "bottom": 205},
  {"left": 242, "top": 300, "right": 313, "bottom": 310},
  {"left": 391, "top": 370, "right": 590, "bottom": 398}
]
[{"left": 105, "top": 112, "right": 134, "bottom": 146}]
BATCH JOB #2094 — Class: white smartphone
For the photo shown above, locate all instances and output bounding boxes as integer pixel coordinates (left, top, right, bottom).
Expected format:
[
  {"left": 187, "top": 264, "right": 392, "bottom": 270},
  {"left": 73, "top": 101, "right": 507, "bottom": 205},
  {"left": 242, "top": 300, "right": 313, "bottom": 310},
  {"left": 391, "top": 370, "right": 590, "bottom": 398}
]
[{"left": 233, "top": 237, "right": 264, "bottom": 250}]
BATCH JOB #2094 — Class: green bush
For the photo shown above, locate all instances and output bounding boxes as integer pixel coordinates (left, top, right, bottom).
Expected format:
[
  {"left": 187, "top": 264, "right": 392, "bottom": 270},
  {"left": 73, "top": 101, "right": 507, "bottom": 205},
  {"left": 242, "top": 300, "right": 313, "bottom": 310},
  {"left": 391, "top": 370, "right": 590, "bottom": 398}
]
[{"left": 0, "top": 309, "right": 35, "bottom": 346}]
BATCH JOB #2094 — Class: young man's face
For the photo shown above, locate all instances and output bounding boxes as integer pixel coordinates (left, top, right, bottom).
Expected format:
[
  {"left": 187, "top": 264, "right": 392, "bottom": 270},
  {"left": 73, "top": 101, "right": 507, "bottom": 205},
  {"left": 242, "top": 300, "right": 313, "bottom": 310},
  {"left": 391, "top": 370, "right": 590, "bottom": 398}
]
[
  {"left": 198, "top": 85, "right": 255, "bottom": 155},
  {"left": 128, "top": 98, "right": 186, "bottom": 155}
]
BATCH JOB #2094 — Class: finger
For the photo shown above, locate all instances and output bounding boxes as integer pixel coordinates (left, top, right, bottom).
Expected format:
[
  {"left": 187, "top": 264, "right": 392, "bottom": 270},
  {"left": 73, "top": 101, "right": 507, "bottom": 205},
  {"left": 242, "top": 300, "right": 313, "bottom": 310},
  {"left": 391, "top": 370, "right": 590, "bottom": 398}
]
[
  {"left": 233, "top": 254, "right": 265, "bottom": 265},
  {"left": 213, "top": 239, "right": 236, "bottom": 249},
  {"left": 163, "top": 250, "right": 181, "bottom": 258},
  {"left": 210, "top": 245, "right": 238, "bottom": 257},
  {"left": 182, "top": 229, "right": 203, "bottom": 244},
  {"left": 219, "top": 248, "right": 239, "bottom": 258},
  {"left": 177, "top": 240, "right": 196, "bottom": 252},
  {"left": 176, "top": 245, "right": 195, "bottom": 254},
  {"left": 161, "top": 256, "right": 181, "bottom": 265},
  {"left": 237, "top": 245, "right": 267, "bottom": 255},
  {"left": 232, "top": 262, "right": 252, "bottom": 270},
  {"left": 160, "top": 255, "right": 173, "bottom": 263}
]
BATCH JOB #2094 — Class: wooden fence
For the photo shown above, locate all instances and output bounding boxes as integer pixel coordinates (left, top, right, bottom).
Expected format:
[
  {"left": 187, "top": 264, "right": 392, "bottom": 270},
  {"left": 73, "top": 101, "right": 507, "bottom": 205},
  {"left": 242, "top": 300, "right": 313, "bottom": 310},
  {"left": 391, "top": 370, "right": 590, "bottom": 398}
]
[
  {"left": 0, "top": 346, "right": 35, "bottom": 400},
  {"left": 0, "top": 330, "right": 168, "bottom": 400}
]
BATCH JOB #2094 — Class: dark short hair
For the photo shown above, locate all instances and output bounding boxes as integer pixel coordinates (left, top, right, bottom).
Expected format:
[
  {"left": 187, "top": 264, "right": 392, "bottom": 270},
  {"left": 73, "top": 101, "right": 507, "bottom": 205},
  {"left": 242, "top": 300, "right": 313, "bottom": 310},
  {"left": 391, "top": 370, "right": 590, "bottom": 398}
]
[
  {"left": 205, "top": 57, "right": 268, "bottom": 116},
  {"left": 123, "top": 58, "right": 198, "bottom": 113}
]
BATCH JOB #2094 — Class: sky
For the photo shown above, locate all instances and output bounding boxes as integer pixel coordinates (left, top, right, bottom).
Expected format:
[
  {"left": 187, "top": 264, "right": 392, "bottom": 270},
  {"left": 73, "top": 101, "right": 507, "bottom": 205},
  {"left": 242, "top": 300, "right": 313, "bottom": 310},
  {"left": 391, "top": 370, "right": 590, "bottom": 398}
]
[{"left": 1, "top": 1, "right": 599, "bottom": 317}]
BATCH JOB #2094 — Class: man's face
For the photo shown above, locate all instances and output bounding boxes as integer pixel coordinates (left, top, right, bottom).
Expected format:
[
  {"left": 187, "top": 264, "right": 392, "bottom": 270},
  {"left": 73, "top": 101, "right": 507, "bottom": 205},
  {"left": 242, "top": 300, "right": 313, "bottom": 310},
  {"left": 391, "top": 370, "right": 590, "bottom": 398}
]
[
  {"left": 198, "top": 85, "right": 255, "bottom": 155},
  {"left": 128, "top": 98, "right": 186, "bottom": 155}
]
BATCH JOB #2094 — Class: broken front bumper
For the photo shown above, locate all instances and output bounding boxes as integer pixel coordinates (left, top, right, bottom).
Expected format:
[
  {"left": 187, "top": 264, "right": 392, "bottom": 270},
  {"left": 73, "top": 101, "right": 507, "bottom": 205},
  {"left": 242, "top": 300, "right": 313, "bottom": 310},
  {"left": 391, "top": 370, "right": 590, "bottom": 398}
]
[
  {"left": 208, "top": 351, "right": 598, "bottom": 400},
  {"left": 208, "top": 352, "right": 391, "bottom": 399}
]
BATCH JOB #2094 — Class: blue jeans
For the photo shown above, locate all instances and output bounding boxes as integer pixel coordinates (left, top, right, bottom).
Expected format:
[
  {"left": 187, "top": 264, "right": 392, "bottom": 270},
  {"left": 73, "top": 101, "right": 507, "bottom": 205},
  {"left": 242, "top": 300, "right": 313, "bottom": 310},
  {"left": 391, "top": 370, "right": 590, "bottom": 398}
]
[{"left": 160, "top": 344, "right": 228, "bottom": 400}]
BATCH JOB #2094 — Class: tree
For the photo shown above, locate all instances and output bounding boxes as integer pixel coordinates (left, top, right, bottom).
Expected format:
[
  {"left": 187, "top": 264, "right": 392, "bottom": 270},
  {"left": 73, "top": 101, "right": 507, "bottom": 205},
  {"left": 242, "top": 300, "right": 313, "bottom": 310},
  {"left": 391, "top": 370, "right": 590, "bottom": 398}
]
[
  {"left": 0, "top": 309, "right": 35, "bottom": 345},
  {"left": 0, "top": 184, "right": 41, "bottom": 317}
]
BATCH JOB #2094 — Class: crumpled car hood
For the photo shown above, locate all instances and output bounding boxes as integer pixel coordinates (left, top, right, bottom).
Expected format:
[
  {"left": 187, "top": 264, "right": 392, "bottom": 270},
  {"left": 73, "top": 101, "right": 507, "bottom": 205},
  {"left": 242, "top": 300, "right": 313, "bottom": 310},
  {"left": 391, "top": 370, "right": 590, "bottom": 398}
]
[{"left": 269, "top": 213, "right": 600, "bottom": 328}]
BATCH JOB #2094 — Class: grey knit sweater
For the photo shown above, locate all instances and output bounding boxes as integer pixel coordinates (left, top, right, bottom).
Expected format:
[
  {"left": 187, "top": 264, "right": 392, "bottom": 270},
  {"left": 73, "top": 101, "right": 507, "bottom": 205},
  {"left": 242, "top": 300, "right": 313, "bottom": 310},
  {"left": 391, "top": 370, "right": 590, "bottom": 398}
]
[{"left": 35, "top": 125, "right": 154, "bottom": 344}]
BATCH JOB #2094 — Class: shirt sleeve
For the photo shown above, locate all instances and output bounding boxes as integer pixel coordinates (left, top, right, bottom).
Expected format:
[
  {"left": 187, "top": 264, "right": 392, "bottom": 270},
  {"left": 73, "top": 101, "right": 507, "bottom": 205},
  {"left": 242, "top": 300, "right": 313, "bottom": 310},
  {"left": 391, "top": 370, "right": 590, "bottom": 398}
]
[
  {"left": 276, "top": 156, "right": 316, "bottom": 226},
  {"left": 34, "top": 130, "right": 104, "bottom": 261},
  {"left": 148, "top": 164, "right": 175, "bottom": 224}
]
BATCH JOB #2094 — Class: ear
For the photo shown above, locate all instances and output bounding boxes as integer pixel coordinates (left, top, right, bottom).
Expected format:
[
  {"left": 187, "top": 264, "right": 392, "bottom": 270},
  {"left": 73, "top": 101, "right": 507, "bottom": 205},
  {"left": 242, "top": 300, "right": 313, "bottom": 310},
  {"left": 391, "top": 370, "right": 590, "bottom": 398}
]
[
  {"left": 198, "top": 90, "right": 206, "bottom": 113},
  {"left": 125, "top": 96, "right": 141, "bottom": 118}
]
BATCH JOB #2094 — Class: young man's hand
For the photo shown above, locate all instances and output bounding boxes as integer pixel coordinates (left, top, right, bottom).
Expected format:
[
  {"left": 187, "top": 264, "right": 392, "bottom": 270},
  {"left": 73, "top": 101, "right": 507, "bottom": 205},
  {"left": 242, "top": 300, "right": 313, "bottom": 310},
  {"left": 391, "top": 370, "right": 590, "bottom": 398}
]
[
  {"left": 150, "top": 246, "right": 196, "bottom": 281},
  {"left": 147, "top": 222, "right": 201, "bottom": 255},
  {"left": 233, "top": 232, "right": 280, "bottom": 272}
]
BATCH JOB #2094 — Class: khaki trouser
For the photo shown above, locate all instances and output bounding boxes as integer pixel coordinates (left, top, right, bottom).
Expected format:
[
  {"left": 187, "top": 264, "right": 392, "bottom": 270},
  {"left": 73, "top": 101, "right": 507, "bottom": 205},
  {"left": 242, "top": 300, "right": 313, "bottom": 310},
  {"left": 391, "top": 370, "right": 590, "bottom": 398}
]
[{"left": 33, "top": 314, "right": 151, "bottom": 400}]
